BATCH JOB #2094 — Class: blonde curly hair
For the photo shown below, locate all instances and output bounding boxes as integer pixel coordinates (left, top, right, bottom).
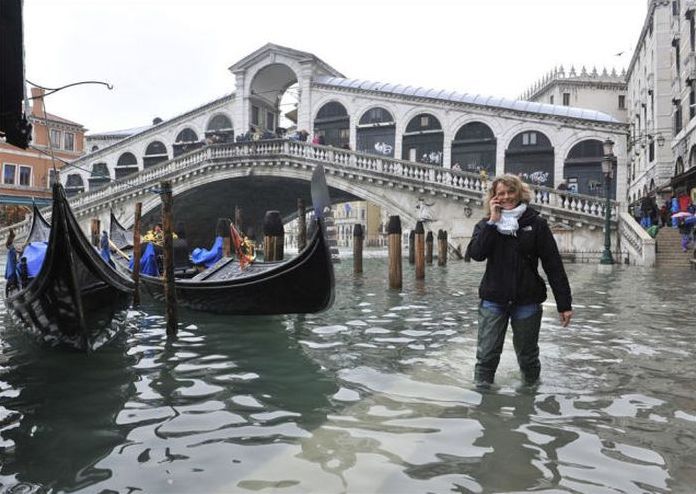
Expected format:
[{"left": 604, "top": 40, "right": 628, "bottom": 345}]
[{"left": 483, "top": 174, "right": 533, "bottom": 216}]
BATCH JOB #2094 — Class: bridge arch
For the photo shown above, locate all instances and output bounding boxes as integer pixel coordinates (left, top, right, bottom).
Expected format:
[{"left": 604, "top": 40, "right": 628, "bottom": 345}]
[
  {"left": 65, "top": 173, "right": 85, "bottom": 196},
  {"left": 451, "top": 121, "right": 497, "bottom": 175},
  {"left": 132, "top": 166, "right": 419, "bottom": 234},
  {"left": 248, "top": 63, "right": 298, "bottom": 133},
  {"left": 143, "top": 141, "right": 169, "bottom": 169},
  {"left": 313, "top": 100, "right": 350, "bottom": 148},
  {"left": 115, "top": 151, "right": 139, "bottom": 180},
  {"left": 88, "top": 162, "right": 110, "bottom": 189},
  {"left": 504, "top": 130, "right": 555, "bottom": 187},
  {"left": 563, "top": 139, "right": 613, "bottom": 197},
  {"left": 205, "top": 113, "right": 234, "bottom": 143},
  {"left": 354, "top": 105, "right": 396, "bottom": 157},
  {"left": 401, "top": 112, "right": 444, "bottom": 165},
  {"left": 173, "top": 127, "right": 201, "bottom": 157}
]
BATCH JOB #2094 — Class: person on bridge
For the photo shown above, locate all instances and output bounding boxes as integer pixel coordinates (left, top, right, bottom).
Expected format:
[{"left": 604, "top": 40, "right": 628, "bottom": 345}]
[{"left": 466, "top": 174, "right": 573, "bottom": 388}]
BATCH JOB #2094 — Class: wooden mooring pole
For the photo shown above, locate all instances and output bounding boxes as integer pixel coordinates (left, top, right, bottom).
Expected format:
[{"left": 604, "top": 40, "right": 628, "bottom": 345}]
[
  {"left": 437, "top": 229, "right": 448, "bottom": 266},
  {"left": 132, "top": 203, "right": 142, "bottom": 306},
  {"left": 353, "top": 223, "right": 363, "bottom": 274},
  {"left": 415, "top": 221, "right": 425, "bottom": 280},
  {"left": 425, "top": 231, "right": 434, "bottom": 265},
  {"left": 90, "top": 218, "right": 100, "bottom": 246},
  {"left": 297, "top": 198, "right": 307, "bottom": 251},
  {"left": 388, "top": 215, "right": 402, "bottom": 290},
  {"left": 408, "top": 229, "right": 415, "bottom": 265},
  {"left": 161, "top": 181, "right": 177, "bottom": 337},
  {"left": 263, "top": 210, "right": 284, "bottom": 261}
]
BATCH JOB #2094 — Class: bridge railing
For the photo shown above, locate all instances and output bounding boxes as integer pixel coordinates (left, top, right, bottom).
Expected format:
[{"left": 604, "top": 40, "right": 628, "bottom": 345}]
[
  {"left": 618, "top": 211, "right": 656, "bottom": 266},
  {"left": 0, "top": 139, "right": 619, "bottom": 242}
]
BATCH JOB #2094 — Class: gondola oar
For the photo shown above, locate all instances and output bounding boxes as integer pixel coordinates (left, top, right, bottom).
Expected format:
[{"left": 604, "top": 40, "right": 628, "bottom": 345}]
[{"left": 311, "top": 164, "right": 331, "bottom": 219}]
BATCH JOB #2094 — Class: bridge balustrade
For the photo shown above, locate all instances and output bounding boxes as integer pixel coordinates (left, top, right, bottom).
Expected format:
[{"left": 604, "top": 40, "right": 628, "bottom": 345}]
[{"left": 0, "top": 139, "right": 620, "bottom": 244}]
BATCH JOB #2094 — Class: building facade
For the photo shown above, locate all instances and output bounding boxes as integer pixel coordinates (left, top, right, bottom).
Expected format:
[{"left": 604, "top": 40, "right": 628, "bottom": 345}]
[
  {"left": 523, "top": 65, "right": 628, "bottom": 123},
  {"left": 624, "top": 0, "right": 676, "bottom": 207},
  {"left": 0, "top": 87, "right": 85, "bottom": 225},
  {"left": 670, "top": 0, "right": 696, "bottom": 203}
]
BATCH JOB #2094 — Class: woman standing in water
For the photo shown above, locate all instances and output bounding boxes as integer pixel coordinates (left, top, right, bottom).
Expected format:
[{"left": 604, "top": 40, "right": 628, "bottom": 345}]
[{"left": 467, "top": 174, "right": 573, "bottom": 387}]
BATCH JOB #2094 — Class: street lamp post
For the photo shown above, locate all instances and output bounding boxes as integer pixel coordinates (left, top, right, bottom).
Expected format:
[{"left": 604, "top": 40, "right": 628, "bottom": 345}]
[{"left": 600, "top": 139, "right": 615, "bottom": 265}]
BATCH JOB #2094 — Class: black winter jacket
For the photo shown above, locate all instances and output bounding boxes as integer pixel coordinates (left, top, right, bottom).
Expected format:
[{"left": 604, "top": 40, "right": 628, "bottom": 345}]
[{"left": 467, "top": 206, "right": 572, "bottom": 312}]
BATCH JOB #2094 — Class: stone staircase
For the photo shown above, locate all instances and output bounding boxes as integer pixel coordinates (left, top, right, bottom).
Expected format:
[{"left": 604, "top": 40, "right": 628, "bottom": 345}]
[{"left": 655, "top": 227, "right": 695, "bottom": 268}]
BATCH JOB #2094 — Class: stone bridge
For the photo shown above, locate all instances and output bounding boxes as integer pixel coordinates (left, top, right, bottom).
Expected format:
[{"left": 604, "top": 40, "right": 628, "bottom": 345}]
[{"left": 1, "top": 139, "right": 656, "bottom": 265}]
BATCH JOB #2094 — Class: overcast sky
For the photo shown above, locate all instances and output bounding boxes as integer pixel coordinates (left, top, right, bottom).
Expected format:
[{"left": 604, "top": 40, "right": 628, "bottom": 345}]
[{"left": 23, "top": 0, "right": 647, "bottom": 134}]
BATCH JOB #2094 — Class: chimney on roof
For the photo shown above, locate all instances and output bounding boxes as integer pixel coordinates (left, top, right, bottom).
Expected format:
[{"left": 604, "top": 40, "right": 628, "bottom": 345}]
[{"left": 30, "top": 87, "right": 45, "bottom": 117}]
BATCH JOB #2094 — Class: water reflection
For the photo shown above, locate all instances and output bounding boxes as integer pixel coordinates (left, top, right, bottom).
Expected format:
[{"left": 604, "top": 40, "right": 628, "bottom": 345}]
[
  {"left": 0, "top": 258, "right": 695, "bottom": 492},
  {"left": 0, "top": 326, "right": 137, "bottom": 492}
]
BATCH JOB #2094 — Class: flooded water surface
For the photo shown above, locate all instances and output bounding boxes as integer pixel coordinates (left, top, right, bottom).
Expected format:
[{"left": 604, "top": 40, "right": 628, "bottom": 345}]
[{"left": 1, "top": 257, "right": 695, "bottom": 493}]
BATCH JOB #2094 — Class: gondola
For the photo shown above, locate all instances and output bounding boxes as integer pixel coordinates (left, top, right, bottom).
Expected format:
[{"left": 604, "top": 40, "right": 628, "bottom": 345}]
[
  {"left": 138, "top": 165, "right": 335, "bottom": 315},
  {"left": 4, "top": 183, "right": 135, "bottom": 351},
  {"left": 109, "top": 211, "right": 134, "bottom": 251},
  {"left": 26, "top": 203, "right": 51, "bottom": 244}
]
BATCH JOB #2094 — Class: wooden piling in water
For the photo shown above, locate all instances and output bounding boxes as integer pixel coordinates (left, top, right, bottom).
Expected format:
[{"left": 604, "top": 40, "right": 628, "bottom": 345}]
[
  {"left": 161, "top": 181, "right": 177, "bottom": 337},
  {"left": 408, "top": 230, "right": 415, "bottom": 264},
  {"left": 297, "top": 198, "right": 307, "bottom": 251},
  {"left": 426, "top": 231, "right": 434, "bottom": 265},
  {"left": 353, "top": 223, "right": 363, "bottom": 274},
  {"left": 415, "top": 221, "right": 425, "bottom": 279},
  {"left": 263, "top": 210, "right": 284, "bottom": 261},
  {"left": 388, "top": 216, "right": 402, "bottom": 290},
  {"left": 90, "top": 218, "right": 100, "bottom": 246},
  {"left": 132, "top": 203, "right": 142, "bottom": 306},
  {"left": 437, "top": 229, "right": 448, "bottom": 266}
]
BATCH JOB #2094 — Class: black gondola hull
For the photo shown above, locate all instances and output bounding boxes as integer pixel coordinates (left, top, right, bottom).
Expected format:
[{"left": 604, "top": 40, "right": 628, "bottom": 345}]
[
  {"left": 4, "top": 184, "right": 135, "bottom": 351},
  {"left": 139, "top": 220, "right": 334, "bottom": 315}
]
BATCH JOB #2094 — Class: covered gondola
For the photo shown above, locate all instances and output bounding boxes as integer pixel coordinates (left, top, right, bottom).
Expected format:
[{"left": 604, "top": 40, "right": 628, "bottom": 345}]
[
  {"left": 4, "top": 183, "right": 135, "bottom": 351},
  {"left": 138, "top": 165, "right": 335, "bottom": 315}
]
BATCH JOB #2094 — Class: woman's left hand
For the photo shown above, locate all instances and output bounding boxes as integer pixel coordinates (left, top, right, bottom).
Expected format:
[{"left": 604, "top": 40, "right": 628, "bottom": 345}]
[{"left": 559, "top": 310, "right": 573, "bottom": 327}]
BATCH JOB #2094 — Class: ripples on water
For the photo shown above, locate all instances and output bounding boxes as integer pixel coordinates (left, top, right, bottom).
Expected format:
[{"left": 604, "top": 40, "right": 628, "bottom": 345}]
[{"left": 1, "top": 256, "right": 695, "bottom": 493}]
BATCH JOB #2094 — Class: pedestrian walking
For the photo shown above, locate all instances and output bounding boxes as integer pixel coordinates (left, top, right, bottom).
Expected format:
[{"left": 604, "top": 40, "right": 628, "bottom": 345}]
[{"left": 466, "top": 174, "right": 573, "bottom": 387}]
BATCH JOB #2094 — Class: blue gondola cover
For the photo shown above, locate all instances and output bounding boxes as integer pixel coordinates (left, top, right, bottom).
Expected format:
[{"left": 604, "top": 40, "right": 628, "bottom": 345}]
[
  {"left": 22, "top": 242, "right": 48, "bottom": 277},
  {"left": 191, "top": 236, "right": 223, "bottom": 268},
  {"left": 129, "top": 243, "right": 160, "bottom": 276}
]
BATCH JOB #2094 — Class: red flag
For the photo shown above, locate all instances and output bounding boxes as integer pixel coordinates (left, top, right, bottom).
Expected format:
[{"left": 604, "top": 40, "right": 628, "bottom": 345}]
[{"left": 230, "top": 223, "right": 250, "bottom": 268}]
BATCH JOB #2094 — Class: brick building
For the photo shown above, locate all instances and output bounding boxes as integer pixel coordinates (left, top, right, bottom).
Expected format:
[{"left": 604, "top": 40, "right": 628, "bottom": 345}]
[{"left": 0, "top": 87, "right": 85, "bottom": 225}]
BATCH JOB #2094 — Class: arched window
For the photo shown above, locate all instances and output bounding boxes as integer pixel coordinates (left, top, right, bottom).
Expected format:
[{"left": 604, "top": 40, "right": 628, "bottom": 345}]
[
  {"left": 451, "top": 122, "right": 496, "bottom": 174},
  {"left": 115, "top": 152, "right": 138, "bottom": 179},
  {"left": 174, "top": 128, "right": 202, "bottom": 157},
  {"left": 505, "top": 131, "right": 554, "bottom": 187},
  {"left": 91, "top": 145, "right": 99, "bottom": 152},
  {"left": 176, "top": 128, "right": 198, "bottom": 143},
  {"left": 143, "top": 141, "right": 169, "bottom": 168},
  {"left": 314, "top": 102, "right": 349, "bottom": 148},
  {"left": 689, "top": 146, "right": 696, "bottom": 169},
  {"left": 356, "top": 107, "right": 395, "bottom": 156},
  {"left": 675, "top": 156, "right": 685, "bottom": 175},
  {"left": 88, "top": 162, "right": 110, "bottom": 189},
  {"left": 563, "top": 139, "right": 613, "bottom": 198},
  {"left": 402, "top": 113, "right": 443, "bottom": 165},
  {"left": 65, "top": 174, "right": 85, "bottom": 196},
  {"left": 206, "top": 114, "right": 234, "bottom": 143}
]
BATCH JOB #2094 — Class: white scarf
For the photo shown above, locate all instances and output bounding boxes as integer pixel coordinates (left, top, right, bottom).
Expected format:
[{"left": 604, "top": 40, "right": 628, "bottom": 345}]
[{"left": 495, "top": 203, "right": 527, "bottom": 236}]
